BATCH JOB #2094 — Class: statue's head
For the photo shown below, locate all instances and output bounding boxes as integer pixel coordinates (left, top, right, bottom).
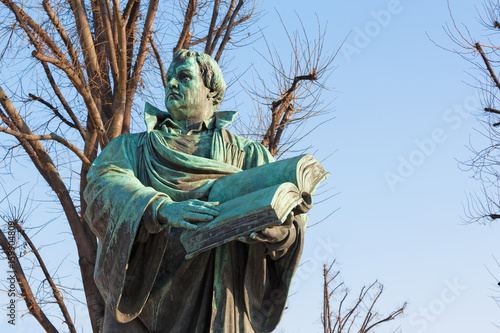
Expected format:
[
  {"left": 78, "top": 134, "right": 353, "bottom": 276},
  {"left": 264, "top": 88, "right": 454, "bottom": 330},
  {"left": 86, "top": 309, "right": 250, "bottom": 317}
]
[{"left": 164, "top": 49, "right": 226, "bottom": 123}]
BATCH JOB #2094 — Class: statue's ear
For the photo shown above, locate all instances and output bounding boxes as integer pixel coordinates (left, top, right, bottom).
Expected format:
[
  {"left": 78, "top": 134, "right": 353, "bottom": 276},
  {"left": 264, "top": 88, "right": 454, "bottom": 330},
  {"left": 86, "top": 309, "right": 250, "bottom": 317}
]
[{"left": 208, "top": 90, "right": 217, "bottom": 99}]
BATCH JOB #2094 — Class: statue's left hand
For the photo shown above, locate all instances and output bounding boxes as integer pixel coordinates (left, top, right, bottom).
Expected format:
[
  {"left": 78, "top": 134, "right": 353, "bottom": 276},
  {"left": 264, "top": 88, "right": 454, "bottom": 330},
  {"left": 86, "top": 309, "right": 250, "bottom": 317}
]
[{"left": 239, "top": 212, "right": 294, "bottom": 244}]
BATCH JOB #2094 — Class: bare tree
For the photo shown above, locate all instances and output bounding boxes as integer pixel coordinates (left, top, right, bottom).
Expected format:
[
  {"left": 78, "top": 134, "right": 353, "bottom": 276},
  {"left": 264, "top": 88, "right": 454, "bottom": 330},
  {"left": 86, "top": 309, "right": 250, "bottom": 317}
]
[
  {"left": 0, "top": 0, "right": 337, "bottom": 331},
  {"left": 322, "top": 262, "right": 407, "bottom": 333},
  {"left": 0, "top": 0, "right": 260, "bottom": 331},
  {"left": 235, "top": 14, "right": 338, "bottom": 158},
  {"left": 439, "top": 0, "right": 500, "bottom": 224},
  {"left": 0, "top": 194, "right": 76, "bottom": 333}
]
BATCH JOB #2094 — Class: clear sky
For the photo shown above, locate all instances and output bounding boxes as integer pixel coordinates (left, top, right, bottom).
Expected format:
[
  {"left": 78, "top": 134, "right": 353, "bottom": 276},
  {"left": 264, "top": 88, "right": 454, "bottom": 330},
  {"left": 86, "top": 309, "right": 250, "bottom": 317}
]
[
  {"left": 265, "top": 0, "right": 500, "bottom": 332},
  {"left": 1, "top": 0, "right": 499, "bottom": 332}
]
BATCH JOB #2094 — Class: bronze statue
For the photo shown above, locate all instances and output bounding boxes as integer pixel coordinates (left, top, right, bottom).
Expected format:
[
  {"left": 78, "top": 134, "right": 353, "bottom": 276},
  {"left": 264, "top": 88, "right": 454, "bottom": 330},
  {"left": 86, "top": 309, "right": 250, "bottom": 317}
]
[{"left": 84, "top": 50, "right": 306, "bottom": 332}]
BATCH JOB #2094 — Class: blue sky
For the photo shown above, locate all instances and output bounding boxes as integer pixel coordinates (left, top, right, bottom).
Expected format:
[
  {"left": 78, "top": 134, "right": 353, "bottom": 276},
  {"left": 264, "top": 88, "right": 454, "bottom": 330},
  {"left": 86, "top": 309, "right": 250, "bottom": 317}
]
[
  {"left": 1, "top": 0, "right": 500, "bottom": 332},
  {"left": 264, "top": 0, "right": 500, "bottom": 332}
]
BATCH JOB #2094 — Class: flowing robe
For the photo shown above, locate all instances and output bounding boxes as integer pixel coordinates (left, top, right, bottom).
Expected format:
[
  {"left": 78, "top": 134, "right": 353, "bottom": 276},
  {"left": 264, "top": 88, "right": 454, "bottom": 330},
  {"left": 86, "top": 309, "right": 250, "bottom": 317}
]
[{"left": 83, "top": 104, "right": 305, "bottom": 332}]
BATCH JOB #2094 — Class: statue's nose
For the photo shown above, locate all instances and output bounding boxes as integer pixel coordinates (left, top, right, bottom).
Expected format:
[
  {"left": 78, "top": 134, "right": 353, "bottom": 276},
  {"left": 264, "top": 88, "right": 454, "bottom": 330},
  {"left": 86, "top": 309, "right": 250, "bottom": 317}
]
[{"left": 168, "top": 78, "right": 179, "bottom": 89}]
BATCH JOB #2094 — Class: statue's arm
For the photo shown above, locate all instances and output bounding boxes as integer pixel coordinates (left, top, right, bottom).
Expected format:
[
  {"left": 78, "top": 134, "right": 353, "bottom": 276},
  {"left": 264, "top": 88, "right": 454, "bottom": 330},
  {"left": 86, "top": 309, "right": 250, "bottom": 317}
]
[
  {"left": 85, "top": 134, "right": 221, "bottom": 243},
  {"left": 83, "top": 134, "right": 166, "bottom": 241}
]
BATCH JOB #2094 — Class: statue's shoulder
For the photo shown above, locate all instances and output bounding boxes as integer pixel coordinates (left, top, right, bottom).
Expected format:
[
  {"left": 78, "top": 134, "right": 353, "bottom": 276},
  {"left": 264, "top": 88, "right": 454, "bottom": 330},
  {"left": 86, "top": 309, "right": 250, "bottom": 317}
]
[
  {"left": 221, "top": 129, "right": 274, "bottom": 168},
  {"left": 110, "top": 131, "right": 148, "bottom": 145},
  {"left": 222, "top": 129, "right": 266, "bottom": 151},
  {"left": 101, "top": 132, "right": 149, "bottom": 157}
]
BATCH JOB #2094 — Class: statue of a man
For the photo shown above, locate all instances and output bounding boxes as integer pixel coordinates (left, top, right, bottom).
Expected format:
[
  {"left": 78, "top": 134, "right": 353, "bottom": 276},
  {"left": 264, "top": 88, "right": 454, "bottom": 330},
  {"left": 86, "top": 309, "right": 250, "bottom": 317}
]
[{"left": 84, "top": 50, "right": 305, "bottom": 332}]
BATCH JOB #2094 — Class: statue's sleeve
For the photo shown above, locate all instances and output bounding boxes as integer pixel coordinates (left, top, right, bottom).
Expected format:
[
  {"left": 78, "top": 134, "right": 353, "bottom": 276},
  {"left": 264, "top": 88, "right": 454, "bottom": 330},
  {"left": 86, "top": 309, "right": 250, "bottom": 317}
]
[
  {"left": 83, "top": 134, "right": 170, "bottom": 324},
  {"left": 241, "top": 140, "right": 275, "bottom": 170}
]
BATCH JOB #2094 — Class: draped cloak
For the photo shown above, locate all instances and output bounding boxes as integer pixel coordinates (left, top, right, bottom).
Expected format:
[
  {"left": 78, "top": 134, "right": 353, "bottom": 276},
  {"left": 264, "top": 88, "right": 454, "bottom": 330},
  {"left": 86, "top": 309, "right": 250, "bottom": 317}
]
[{"left": 83, "top": 104, "right": 306, "bottom": 332}]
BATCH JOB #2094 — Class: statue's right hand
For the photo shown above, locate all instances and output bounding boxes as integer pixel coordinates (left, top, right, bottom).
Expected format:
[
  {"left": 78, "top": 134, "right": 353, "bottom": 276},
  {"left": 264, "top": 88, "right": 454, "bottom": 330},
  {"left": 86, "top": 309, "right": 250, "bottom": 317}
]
[{"left": 157, "top": 199, "right": 220, "bottom": 231}]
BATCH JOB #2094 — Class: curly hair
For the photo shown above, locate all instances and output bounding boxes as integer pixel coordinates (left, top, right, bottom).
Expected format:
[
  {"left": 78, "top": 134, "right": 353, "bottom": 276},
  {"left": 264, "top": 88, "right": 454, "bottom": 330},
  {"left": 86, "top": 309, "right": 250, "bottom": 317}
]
[{"left": 171, "top": 49, "right": 226, "bottom": 110}]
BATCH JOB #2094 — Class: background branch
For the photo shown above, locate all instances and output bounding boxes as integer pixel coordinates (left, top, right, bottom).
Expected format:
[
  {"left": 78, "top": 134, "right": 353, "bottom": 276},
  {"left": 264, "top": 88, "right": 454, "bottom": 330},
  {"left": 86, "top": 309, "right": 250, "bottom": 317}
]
[{"left": 0, "top": 228, "right": 58, "bottom": 333}]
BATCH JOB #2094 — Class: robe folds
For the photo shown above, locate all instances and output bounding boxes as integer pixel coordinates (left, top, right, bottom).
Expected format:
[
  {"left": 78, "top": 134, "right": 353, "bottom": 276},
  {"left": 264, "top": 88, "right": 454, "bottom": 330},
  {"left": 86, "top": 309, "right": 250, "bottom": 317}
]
[{"left": 83, "top": 104, "right": 306, "bottom": 332}]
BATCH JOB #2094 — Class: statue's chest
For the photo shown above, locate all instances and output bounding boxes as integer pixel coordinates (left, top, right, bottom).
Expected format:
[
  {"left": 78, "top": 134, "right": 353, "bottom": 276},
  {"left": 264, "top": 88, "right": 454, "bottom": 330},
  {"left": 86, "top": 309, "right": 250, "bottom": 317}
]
[{"left": 163, "top": 132, "right": 212, "bottom": 158}]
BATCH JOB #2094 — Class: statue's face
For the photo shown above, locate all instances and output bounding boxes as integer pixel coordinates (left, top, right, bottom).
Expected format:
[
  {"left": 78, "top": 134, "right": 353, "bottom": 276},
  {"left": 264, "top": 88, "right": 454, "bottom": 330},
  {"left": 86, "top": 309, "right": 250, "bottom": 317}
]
[{"left": 164, "top": 57, "right": 213, "bottom": 122}]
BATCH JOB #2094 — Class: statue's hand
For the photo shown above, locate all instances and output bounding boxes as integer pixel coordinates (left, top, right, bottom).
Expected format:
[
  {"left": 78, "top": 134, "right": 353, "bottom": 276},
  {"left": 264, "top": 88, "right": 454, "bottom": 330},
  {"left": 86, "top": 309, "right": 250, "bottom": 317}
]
[
  {"left": 158, "top": 199, "right": 219, "bottom": 231},
  {"left": 239, "top": 212, "right": 294, "bottom": 244}
]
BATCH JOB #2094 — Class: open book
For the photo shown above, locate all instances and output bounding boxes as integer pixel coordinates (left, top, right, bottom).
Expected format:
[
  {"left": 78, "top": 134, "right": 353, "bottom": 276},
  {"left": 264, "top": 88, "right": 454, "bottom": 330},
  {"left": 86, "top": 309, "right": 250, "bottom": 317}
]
[{"left": 180, "top": 154, "right": 329, "bottom": 258}]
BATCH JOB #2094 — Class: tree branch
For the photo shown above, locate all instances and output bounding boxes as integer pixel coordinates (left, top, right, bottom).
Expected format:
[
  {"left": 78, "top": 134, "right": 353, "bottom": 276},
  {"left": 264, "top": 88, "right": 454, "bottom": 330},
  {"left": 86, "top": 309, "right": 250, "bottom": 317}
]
[
  {"left": 190, "top": 15, "right": 252, "bottom": 48},
  {"left": 485, "top": 107, "right": 500, "bottom": 115},
  {"left": 124, "top": 0, "right": 159, "bottom": 133},
  {"left": 150, "top": 34, "right": 167, "bottom": 88},
  {"left": 39, "top": 61, "right": 86, "bottom": 139},
  {"left": 129, "top": 0, "right": 159, "bottom": 86},
  {"left": 322, "top": 261, "right": 405, "bottom": 333},
  {"left": 13, "top": 220, "right": 77, "bottom": 333},
  {"left": 42, "top": 0, "right": 85, "bottom": 81},
  {"left": 214, "top": 0, "right": 244, "bottom": 61},
  {"left": 0, "top": 127, "right": 91, "bottom": 169},
  {"left": 365, "top": 303, "right": 407, "bottom": 332},
  {"left": 204, "top": 0, "right": 220, "bottom": 54},
  {"left": 90, "top": 0, "right": 114, "bottom": 123},
  {"left": 123, "top": 0, "right": 139, "bottom": 21},
  {"left": 125, "top": 0, "right": 141, "bottom": 75},
  {"left": 98, "top": 0, "right": 119, "bottom": 85},
  {"left": 67, "top": 0, "right": 102, "bottom": 88},
  {"left": 2, "top": 4, "right": 106, "bottom": 147},
  {"left": 0, "top": 84, "right": 104, "bottom": 331},
  {"left": 28, "top": 93, "right": 76, "bottom": 129},
  {"left": 262, "top": 73, "right": 318, "bottom": 155},
  {"left": 1, "top": 0, "right": 70, "bottom": 66},
  {"left": 109, "top": 0, "right": 128, "bottom": 139},
  {"left": 0, "top": 228, "right": 58, "bottom": 333},
  {"left": 475, "top": 42, "right": 500, "bottom": 91},
  {"left": 206, "top": 0, "right": 235, "bottom": 56},
  {"left": 173, "top": 0, "right": 198, "bottom": 53},
  {"left": 32, "top": 52, "right": 108, "bottom": 147}
]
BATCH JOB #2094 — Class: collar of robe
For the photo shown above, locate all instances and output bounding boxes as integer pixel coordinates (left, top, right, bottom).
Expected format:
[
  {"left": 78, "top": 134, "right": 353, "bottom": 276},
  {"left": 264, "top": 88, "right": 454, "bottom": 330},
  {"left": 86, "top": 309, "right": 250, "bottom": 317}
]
[{"left": 144, "top": 102, "right": 237, "bottom": 133}]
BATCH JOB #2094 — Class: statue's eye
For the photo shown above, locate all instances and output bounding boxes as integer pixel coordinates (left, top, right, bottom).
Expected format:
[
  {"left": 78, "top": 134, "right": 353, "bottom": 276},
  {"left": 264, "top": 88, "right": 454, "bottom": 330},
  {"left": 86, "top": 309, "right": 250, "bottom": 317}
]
[{"left": 179, "top": 73, "right": 190, "bottom": 82}]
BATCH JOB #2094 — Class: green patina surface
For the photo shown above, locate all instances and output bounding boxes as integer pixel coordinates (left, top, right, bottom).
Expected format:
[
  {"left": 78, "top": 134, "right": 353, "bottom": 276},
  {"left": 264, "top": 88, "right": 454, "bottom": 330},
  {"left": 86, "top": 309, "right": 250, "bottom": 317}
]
[{"left": 83, "top": 49, "right": 306, "bottom": 332}]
